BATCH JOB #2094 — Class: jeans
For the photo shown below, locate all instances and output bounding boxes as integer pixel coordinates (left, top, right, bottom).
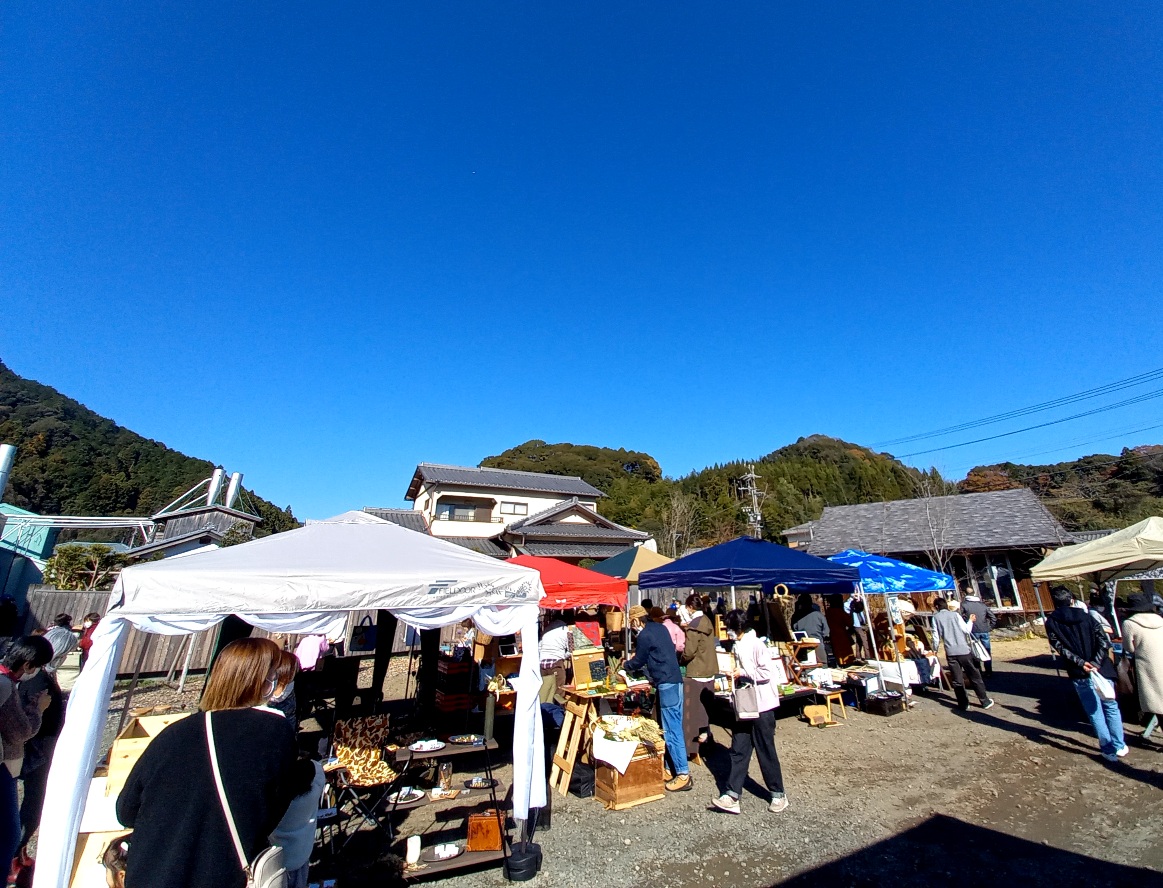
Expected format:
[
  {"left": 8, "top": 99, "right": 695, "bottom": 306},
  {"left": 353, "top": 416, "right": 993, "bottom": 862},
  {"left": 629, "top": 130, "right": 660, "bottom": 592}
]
[
  {"left": 973, "top": 632, "right": 993, "bottom": 675},
  {"left": 1072, "top": 678, "right": 1126, "bottom": 756},
  {"left": 0, "top": 766, "right": 19, "bottom": 874},
  {"left": 946, "top": 654, "right": 990, "bottom": 708},
  {"left": 656, "top": 682, "right": 688, "bottom": 776},
  {"left": 726, "top": 707, "right": 784, "bottom": 799}
]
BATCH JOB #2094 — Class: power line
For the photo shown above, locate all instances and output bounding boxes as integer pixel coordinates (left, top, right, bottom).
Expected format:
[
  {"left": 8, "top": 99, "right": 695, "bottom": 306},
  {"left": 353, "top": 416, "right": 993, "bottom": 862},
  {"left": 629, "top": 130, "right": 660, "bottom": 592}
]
[
  {"left": 897, "top": 388, "right": 1163, "bottom": 459},
  {"left": 940, "top": 420, "right": 1163, "bottom": 475},
  {"left": 874, "top": 366, "right": 1163, "bottom": 448}
]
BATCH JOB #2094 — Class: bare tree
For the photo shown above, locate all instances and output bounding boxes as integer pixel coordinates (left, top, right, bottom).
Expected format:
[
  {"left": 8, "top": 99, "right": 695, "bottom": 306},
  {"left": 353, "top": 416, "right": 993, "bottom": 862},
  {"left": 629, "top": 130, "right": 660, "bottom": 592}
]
[
  {"left": 660, "top": 490, "right": 700, "bottom": 558},
  {"left": 912, "top": 472, "right": 958, "bottom": 575}
]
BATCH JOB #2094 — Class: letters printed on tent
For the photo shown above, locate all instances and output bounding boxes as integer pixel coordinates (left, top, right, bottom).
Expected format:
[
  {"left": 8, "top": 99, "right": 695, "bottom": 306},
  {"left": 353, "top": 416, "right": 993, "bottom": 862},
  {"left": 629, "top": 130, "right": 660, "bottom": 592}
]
[
  {"left": 34, "top": 515, "right": 547, "bottom": 888},
  {"left": 826, "top": 549, "right": 955, "bottom": 595},
  {"left": 508, "top": 554, "right": 629, "bottom": 609},
  {"left": 638, "top": 535, "right": 859, "bottom": 592}
]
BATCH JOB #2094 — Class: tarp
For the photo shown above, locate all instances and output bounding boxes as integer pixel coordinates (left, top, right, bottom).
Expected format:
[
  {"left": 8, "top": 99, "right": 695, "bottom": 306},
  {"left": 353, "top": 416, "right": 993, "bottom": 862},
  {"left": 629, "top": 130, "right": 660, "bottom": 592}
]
[
  {"left": 509, "top": 555, "right": 629, "bottom": 609},
  {"left": 1031, "top": 516, "right": 1163, "bottom": 583},
  {"left": 590, "top": 546, "right": 674, "bottom": 584},
  {"left": 827, "top": 549, "right": 955, "bottom": 595},
  {"left": 638, "top": 536, "right": 860, "bottom": 592},
  {"left": 35, "top": 514, "right": 547, "bottom": 888}
]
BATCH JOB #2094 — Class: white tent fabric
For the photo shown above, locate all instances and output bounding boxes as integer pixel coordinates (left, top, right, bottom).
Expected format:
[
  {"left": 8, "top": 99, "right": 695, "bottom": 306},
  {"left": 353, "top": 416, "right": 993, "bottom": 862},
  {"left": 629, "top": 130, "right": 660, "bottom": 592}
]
[
  {"left": 1031, "top": 516, "right": 1163, "bottom": 583},
  {"left": 34, "top": 519, "right": 547, "bottom": 888}
]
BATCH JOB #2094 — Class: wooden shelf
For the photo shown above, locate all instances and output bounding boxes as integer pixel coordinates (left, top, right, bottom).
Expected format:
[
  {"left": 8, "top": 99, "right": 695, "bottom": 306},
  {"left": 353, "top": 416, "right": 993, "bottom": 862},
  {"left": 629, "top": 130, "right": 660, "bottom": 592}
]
[
  {"left": 401, "top": 848, "right": 506, "bottom": 880},
  {"left": 389, "top": 789, "right": 506, "bottom": 814},
  {"left": 393, "top": 738, "right": 499, "bottom": 764}
]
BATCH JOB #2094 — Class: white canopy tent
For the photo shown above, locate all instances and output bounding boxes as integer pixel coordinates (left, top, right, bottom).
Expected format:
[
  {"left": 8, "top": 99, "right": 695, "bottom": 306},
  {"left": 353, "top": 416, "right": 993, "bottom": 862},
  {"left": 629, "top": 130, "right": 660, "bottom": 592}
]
[
  {"left": 1031, "top": 516, "right": 1163, "bottom": 583},
  {"left": 34, "top": 514, "right": 547, "bottom": 888}
]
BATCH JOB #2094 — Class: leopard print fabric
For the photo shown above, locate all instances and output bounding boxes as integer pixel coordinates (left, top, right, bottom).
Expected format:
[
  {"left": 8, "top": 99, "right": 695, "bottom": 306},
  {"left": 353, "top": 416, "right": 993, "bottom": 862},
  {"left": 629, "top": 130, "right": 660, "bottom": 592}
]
[{"left": 334, "top": 715, "right": 398, "bottom": 785}]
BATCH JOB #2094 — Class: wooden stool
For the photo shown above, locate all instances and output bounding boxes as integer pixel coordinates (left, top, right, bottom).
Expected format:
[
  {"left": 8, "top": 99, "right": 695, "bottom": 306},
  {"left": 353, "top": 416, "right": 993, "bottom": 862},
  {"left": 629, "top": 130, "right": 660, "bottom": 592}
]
[{"left": 819, "top": 689, "right": 847, "bottom": 721}]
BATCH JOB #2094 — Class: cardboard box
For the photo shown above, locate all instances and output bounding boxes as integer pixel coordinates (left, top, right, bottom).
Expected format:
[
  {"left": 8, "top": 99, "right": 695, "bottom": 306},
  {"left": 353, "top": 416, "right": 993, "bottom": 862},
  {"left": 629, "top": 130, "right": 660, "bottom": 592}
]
[{"left": 106, "top": 713, "right": 190, "bottom": 796}]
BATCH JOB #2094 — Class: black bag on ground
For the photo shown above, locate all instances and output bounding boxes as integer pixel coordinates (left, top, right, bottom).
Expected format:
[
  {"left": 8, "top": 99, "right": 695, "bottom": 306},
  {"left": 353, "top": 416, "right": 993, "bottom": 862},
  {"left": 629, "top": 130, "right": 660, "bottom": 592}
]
[{"left": 568, "top": 762, "right": 594, "bottom": 798}]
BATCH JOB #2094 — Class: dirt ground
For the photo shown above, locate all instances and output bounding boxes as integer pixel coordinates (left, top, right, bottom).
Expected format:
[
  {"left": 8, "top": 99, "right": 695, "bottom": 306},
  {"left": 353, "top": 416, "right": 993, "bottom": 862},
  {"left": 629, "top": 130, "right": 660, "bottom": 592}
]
[{"left": 97, "top": 641, "right": 1163, "bottom": 887}]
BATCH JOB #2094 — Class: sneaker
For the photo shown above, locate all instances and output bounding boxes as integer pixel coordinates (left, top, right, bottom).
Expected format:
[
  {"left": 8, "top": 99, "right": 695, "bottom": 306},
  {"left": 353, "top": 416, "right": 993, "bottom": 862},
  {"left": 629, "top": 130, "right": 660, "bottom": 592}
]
[
  {"left": 768, "top": 796, "right": 789, "bottom": 814},
  {"left": 663, "top": 767, "right": 673, "bottom": 781},
  {"left": 665, "top": 773, "right": 693, "bottom": 792},
  {"left": 1116, "top": 745, "right": 1129, "bottom": 758},
  {"left": 712, "top": 793, "right": 740, "bottom": 814},
  {"left": 1102, "top": 752, "right": 1119, "bottom": 763},
  {"left": 982, "top": 699, "right": 995, "bottom": 710}
]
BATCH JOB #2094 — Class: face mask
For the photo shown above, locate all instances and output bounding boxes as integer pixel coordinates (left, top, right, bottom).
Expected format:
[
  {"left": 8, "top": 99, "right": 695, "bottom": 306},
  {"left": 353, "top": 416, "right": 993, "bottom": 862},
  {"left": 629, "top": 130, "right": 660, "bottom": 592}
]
[
  {"left": 83, "top": 621, "right": 93, "bottom": 629},
  {"left": 272, "top": 680, "right": 295, "bottom": 703},
  {"left": 727, "top": 631, "right": 738, "bottom": 640},
  {"left": 20, "top": 668, "right": 40, "bottom": 682}
]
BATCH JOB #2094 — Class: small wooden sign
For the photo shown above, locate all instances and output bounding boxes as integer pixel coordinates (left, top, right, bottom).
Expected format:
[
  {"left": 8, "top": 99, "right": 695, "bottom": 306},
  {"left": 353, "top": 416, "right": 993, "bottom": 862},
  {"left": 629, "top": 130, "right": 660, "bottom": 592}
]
[{"left": 571, "top": 647, "right": 607, "bottom": 690}]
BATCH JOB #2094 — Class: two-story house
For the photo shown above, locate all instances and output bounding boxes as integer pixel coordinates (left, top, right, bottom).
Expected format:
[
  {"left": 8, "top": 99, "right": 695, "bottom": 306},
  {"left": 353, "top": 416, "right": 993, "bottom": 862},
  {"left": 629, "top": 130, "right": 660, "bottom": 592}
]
[{"left": 400, "top": 463, "right": 652, "bottom": 562}]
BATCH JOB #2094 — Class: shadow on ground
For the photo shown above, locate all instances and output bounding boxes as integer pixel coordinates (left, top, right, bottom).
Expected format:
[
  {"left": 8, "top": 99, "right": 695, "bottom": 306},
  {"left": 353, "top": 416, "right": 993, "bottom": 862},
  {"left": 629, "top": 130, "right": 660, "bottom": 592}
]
[{"left": 774, "top": 814, "right": 1159, "bottom": 888}]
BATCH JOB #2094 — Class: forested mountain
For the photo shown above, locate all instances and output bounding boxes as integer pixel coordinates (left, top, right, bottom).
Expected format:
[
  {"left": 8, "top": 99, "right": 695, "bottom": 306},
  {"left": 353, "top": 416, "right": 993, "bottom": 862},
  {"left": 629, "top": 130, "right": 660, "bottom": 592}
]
[
  {"left": 961, "top": 446, "right": 1163, "bottom": 531},
  {"left": 484, "top": 436, "right": 1162, "bottom": 553},
  {"left": 0, "top": 361, "right": 297, "bottom": 534},
  {"left": 483, "top": 436, "right": 940, "bottom": 554}
]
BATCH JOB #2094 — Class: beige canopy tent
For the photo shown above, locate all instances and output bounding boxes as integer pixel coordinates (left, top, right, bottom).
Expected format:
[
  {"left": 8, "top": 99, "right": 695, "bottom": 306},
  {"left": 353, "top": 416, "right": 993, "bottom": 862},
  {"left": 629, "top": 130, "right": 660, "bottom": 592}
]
[{"left": 1031, "top": 516, "right": 1163, "bottom": 583}]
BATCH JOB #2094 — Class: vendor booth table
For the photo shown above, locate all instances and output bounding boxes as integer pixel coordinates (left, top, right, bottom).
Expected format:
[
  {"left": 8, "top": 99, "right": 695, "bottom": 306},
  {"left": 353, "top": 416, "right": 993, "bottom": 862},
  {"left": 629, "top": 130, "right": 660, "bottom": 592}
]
[{"left": 35, "top": 514, "right": 551, "bottom": 888}]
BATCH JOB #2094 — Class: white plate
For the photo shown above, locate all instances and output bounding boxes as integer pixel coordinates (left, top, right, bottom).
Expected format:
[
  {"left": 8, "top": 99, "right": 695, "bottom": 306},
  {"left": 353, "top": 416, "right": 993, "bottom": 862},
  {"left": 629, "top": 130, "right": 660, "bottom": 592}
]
[
  {"left": 388, "top": 788, "right": 425, "bottom": 805},
  {"left": 409, "top": 739, "right": 446, "bottom": 752}
]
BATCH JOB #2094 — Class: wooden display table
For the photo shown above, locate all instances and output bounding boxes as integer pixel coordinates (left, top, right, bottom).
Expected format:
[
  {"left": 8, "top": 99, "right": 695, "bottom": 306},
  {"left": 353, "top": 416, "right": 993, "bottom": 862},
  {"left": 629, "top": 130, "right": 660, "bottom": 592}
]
[{"left": 548, "top": 684, "right": 653, "bottom": 797}]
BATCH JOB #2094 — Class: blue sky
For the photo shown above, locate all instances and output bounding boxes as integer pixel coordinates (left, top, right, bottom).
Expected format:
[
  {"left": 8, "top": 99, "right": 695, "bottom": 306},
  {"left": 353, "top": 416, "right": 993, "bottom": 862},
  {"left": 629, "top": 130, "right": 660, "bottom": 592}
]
[{"left": 2, "top": 3, "right": 1161, "bottom": 518}]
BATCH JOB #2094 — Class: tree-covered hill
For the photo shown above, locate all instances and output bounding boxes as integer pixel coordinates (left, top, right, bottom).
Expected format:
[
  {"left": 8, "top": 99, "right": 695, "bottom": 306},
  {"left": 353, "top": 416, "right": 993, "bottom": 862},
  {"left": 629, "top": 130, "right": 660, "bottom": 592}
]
[
  {"left": 961, "top": 446, "right": 1163, "bottom": 531},
  {"left": 0, "top": 361, "right": 297, "bottom": 534},
  {"left": 482, "top": 435, "right": 1162, "bottom": 552}
]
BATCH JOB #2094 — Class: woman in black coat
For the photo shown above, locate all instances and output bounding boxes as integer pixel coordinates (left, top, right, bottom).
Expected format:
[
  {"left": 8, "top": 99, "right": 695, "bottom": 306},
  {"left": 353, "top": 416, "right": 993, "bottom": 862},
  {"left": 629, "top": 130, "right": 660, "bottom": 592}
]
[{"left": 117, "top": 638, "right": 297, "bottom": 888}]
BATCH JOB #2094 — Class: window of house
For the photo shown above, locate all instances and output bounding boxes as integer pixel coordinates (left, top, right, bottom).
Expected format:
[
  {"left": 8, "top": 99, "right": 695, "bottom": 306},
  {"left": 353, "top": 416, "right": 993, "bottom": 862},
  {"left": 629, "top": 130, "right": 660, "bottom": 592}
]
[
  {"left": 436, "top": 502, "right": 477, "bottom": 522},
  {"left": 499, "top": 502, "right": 528, "bottom": 516}
]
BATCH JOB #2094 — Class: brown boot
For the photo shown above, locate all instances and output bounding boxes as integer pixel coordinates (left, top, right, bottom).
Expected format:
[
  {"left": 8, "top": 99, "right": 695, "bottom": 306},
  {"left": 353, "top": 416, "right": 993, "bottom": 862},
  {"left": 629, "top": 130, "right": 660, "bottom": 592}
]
[{"left": 665, "top": 773, "right": 692, "bottom": 792}]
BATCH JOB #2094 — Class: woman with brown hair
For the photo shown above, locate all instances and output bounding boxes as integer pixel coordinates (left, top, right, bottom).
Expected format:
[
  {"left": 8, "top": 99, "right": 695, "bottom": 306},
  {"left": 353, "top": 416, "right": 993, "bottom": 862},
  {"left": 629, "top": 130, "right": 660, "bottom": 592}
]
[
  {"left": 116, "top": 637, "right": 297, "bottom": 888},
  {"left": 267, "top": 649, "right": 300, "bottom": 733}
]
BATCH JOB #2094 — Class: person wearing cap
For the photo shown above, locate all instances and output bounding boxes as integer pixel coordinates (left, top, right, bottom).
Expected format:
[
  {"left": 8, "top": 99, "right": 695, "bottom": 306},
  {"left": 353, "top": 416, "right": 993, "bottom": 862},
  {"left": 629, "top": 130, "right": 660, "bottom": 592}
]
[
  {"left": 1122, "top": 593, "right": 1163, "bottom": 738},
  {"left": 623, "top": 605, "right": 691, "bottom": 792}
]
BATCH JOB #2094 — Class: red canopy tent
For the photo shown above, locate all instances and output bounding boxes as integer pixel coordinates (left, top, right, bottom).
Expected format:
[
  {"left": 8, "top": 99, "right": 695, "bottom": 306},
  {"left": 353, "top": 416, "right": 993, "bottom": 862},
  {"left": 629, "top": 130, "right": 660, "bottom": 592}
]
[{"left": 508, "top": 555, "right": 629, "bottom": 610}]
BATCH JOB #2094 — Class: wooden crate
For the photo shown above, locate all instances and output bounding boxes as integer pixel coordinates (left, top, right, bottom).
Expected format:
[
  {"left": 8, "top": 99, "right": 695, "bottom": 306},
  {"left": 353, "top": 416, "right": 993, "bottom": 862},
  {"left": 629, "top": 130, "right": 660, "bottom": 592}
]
[
  {"left": 594, "top": 745, "right": 666, "bottom": 810},
  {"left": 106, "top": 712, "right": 190, "bottom": 796}
]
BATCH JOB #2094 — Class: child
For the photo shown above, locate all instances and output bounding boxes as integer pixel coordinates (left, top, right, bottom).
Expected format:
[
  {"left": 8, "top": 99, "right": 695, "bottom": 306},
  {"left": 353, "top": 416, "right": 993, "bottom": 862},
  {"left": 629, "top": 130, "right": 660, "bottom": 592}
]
[
  {"left": 102, "top": 835, "right": 129, "bottom": 888},
  {"left": 270, "top": 755, "right": 326, "bottom": 888}
]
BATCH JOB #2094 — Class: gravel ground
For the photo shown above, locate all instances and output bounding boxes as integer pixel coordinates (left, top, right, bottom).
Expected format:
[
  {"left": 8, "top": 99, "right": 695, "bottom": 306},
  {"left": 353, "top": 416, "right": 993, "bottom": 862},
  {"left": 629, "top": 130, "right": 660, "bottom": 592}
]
[
  {"left": 91, "top": 641, "right": 1163, "bottom": 887},
  {"left": 416, "top": 638, "right": 1163, "bottom": 888}
]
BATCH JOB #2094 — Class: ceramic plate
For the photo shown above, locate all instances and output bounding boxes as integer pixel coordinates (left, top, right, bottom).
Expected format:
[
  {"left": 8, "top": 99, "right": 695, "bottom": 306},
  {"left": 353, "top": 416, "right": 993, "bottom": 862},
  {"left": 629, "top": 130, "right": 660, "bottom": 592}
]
[
  {"left": 408, "top": 739, "right": 446, "bottom": 752},
  {"left": 449, "top": 733, "right": 484, "bottom": 746},
  {"left": 421, "top": 843, "right": 464, "bottom": 863},
  {"left": 387, "top": 788, "right": 425, "bottom": 805}
]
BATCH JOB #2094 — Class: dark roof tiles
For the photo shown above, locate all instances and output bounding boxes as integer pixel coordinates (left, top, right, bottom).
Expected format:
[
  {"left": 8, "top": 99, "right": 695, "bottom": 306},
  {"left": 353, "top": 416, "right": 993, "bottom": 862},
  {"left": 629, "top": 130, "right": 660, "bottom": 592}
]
[
  {"left": 406, "top": 464, "right": 604, "bottom": 500},
  {"left": 800, "top": 488, "right": 1074, "bottom": 556}
]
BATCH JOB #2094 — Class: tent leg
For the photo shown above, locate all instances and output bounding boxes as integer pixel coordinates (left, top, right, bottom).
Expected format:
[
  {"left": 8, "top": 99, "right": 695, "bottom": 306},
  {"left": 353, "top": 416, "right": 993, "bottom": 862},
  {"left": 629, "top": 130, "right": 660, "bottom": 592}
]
[
  {"left": 730, "top": 585, "right": 736, "bottom": 610},
  {"left": 176, "top": 634, "right": 198, "bottom": 694},
  {"left": 117, "top": 631, "right": 155, "bottom": 733}
]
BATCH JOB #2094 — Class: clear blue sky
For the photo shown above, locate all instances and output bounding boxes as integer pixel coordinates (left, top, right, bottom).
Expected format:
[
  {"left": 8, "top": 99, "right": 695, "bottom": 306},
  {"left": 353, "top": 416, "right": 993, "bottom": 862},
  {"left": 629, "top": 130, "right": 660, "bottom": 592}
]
[{"left": 2, "top": 3, "right": 1161, "bottom": 518}]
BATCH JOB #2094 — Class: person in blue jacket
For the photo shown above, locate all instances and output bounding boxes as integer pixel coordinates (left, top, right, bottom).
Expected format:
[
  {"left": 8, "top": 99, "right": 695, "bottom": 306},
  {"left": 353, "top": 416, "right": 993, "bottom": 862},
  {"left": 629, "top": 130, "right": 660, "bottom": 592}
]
[{"left": 624, "top": 605, "right": 691, "bottom": 792}]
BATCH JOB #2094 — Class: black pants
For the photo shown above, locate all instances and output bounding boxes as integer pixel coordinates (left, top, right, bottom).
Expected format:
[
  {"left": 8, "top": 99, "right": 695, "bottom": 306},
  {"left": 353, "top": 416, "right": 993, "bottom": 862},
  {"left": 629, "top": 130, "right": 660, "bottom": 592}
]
[
  {"left": 946, "top": 654, "right": 989, "bottom": 709},
  {"left": 850, "top": 626, "right": 872, "bottom": 660},
  {"left": 727, "top": 708, "right": 784, "bottom": 798}
]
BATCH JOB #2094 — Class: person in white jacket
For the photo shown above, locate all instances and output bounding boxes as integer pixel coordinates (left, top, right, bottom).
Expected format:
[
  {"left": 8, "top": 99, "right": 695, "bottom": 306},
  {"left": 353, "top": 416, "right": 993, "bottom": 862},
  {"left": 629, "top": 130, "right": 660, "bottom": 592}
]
[{"left": 712, "top": 610, "right": 788, "bottom": 816}]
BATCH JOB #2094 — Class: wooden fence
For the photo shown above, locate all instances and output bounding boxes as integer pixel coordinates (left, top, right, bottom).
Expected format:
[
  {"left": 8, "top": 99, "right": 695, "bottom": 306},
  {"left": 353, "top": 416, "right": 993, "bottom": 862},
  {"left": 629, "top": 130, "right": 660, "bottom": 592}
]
[{"left": 24, "top": 587, "right": 456, "bottom": 679}]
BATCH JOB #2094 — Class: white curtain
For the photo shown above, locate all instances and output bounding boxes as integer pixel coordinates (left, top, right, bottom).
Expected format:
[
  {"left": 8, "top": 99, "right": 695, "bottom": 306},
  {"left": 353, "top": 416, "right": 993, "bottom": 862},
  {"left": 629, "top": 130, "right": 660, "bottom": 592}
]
[{"left": 34, "top": 604, "right": 544, "bottom": 888}]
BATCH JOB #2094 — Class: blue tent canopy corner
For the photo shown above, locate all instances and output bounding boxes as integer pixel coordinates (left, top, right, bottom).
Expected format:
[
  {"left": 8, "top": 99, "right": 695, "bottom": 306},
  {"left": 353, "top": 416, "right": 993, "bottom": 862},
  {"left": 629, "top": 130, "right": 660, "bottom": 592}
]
[
  {"left": 827, "top": 549, "right": 955, "bottom": 595},
  {"left": 637, "top": 536, "right": 859, "bottom": 593}
]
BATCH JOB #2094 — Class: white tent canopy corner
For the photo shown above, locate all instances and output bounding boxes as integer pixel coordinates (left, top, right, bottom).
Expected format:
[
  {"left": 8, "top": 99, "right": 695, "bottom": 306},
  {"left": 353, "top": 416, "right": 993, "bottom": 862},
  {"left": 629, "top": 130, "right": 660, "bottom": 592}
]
[
  {"left": 34, "top": 518, "right": 547, "bottom": 888},
  {"left": 1030, "top": 516, "right": 1163, "bottom": 584}
]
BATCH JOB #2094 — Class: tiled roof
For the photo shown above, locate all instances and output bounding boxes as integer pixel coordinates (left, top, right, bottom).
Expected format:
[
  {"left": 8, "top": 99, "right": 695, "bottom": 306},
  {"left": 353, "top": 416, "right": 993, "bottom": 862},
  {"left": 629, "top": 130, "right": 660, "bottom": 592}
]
[
  {"left": 521, "top": 541, "right": 634, "bottom": 559},
  {"left": 126, "top": 527, "right": 225, "bottom": 559},
  {"left": 507, "top": 498, "right": 646, "bottom": 537},
  {"left": 363, "top": 508, "right": 430, "bottom": 534},
  {"left": 441, "top": 536, "right": 511, "bottom": 558},
  {"left": 406, "top": 464, "right": 604, "bottom": 500},
  {"left": 1071, "top": 529, "right": 1116, "bottom": 543},
  {"left": 799, "top": 488, "right": 1074, "bottom": 556},
  {"left": 512, "top": 523, "right": 648, "bottom": 541}
]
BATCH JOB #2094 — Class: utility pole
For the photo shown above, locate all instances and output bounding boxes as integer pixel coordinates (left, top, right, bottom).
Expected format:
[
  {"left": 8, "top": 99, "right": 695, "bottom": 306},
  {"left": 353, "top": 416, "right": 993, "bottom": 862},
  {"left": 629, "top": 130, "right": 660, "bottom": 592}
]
[{"left": 739, "top": 465, "right": 764, "bottom": 539}]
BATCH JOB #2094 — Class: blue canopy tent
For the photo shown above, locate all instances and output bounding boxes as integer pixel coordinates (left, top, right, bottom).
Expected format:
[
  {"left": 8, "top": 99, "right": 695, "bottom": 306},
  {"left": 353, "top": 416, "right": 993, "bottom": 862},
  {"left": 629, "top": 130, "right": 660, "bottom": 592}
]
[
  {"left": 826, "top": 549, "right": 955, "bottom": 595},
  {"left": 638, "top": 536, "right": 860, "bottom": 598}
]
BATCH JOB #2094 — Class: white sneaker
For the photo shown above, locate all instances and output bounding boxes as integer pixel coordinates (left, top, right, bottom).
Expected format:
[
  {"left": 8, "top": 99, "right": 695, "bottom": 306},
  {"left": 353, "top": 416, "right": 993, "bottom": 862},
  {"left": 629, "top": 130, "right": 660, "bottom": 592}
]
[
  {"left": 712, "top": 794, "right": 740, "bottom": 815},
  {"left": 1116, "top": 745, "right": 1129, "bottom": 758},
  {"left": 982, "top": 699, "right": 995, "bottom": 710},
  {"left": 768, "top": 796, "right": 789, "bottom": 814}
]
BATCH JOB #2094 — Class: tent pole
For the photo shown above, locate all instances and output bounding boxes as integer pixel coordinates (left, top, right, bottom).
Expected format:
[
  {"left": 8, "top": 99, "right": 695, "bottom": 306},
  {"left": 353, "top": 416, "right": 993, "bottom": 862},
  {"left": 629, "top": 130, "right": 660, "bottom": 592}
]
[
  {"left": 730, "top": 585, "right": 736, "bottom": 611},
  {"left": 117, "top": 631, "right": 155, "bottom": 733},
  {"left": 176, "top": 634, "right": 197, "bottom": 694},
  {"left": 860, "top": 583, "right": 887, "bottom": 694}
]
